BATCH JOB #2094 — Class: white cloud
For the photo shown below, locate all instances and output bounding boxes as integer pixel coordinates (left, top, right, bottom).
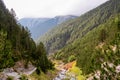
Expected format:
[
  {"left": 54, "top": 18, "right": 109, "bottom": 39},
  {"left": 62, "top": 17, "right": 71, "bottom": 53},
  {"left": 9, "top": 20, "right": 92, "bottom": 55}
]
[{"left": 3, "top": 0, "right": 108, "bottom": 19}]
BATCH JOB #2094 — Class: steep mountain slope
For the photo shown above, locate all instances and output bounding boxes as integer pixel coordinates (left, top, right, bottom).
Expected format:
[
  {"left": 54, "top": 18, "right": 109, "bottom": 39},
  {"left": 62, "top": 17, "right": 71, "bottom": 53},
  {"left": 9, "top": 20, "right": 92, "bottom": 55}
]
[
  {"left": 19, "top": 15, "right": 77, "bottom": 39},
  {"left": 55, "top": 15, "right": 120, "bottom": 75},
  {"left": 38, "top": 0, "right": 120, "bottom": 54},
  {"left": 0, "top": 0, "right": 53, "bottom": 77},
  {"left": 37, "top": 0, "right": 120, "bottom": 78},
  {"left": 0, "top": 0, "right": 35, "bottom": 69}
]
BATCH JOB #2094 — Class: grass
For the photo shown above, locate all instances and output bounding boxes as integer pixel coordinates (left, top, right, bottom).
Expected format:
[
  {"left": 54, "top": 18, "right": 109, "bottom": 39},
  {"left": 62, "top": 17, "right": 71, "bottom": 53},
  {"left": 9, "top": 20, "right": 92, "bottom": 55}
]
[
  {"left": 68, "top": 61, "right": 86, "bottom": 80},
  {"left": 29, "top": 72, "right": 49, "bottom": 80},
  {"left": 29, "top": 70, "right": 58, "bottom": 80},
  {"left": 7, "top": 76, "right": 14, "bottom": 80},
  {"left": 19, "top": 74, "right": 28, "bottom": 80}
]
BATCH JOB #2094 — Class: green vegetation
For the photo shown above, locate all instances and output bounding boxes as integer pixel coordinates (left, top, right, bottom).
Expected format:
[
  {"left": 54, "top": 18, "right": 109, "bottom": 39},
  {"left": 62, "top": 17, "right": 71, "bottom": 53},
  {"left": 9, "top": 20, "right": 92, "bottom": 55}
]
[
  {"left": 38, "top": 0, "right": 120, "bottom": 54},
  {"left": 37, "top": 0, "right": 120, "bottom": 79},
  {"left": 30, "top": 72, "right": 49, "bottom": 80},
  {"left": 0, "top": 0, "right": 53, "bottom": 75},
  {"left": 19, "top": 75, "right": 28, "bottom": 80},
  {"left": 70, "top": 67, "right": 85, "bottom": 80},
  {"left": 0, "top": 30, "right": 14, "bottom": 69},
  {"left": 68, "top": 55, "right": 76, "bottom": 62},
  {"left": 56, "top": 15, "right": 120, "bottom": 74},
  {"left": 32, "top": 42, "right": 54, "bottom": 74},
  {"left": 68, "top": 61, "right": 85, "bottom": 80},
  {"left": 7, "top": 76, "right": 14, "bottom": 80},
  {"left": 1, "top": 0, "right": 120, "bottom": 79},
  {"left": 29, "top": 70, "right": 57, "bottom": 80}
]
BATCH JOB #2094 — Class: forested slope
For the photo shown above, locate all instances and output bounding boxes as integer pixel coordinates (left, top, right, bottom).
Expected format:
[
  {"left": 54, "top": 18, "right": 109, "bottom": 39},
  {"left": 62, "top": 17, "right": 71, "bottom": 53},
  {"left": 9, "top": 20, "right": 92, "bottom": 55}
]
[
  {"left": 38, "top": 0, "right": 120, "bottom": 54},
  {"left": 0, "top": 0, "right": 53, "bottom": 74},
  {"left": 37, "top": 0, "right": 120, "bottom": 78},
  {"left": 54, "top": 14, "right": 120, "bottom": 75}
]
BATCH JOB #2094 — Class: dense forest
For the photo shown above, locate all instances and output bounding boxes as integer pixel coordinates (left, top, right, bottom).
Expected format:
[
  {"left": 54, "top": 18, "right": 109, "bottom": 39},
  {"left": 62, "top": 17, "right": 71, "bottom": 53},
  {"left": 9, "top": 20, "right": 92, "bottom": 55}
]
[
  {"left": 55, "top": 14, "right": 120, "bottom": 74},
  {"left": 37, "top": 0, "right": 120, "bottom": 79},
  {"left": 1, "top": 0, "right": 120, "bottom": 79},
  {"left": 38, "top": 0, "right": 120, "bottom": 54},
  {"left": 0, "top": 0, "right": 53, "bottom": 74}
]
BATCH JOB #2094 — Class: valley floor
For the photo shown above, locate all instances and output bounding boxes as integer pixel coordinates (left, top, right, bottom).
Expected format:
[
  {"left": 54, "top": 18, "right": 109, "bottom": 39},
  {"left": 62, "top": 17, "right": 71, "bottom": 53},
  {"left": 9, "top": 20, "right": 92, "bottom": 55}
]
[{"left": 53, "top": 60, "right": 85, "bottom": 80}]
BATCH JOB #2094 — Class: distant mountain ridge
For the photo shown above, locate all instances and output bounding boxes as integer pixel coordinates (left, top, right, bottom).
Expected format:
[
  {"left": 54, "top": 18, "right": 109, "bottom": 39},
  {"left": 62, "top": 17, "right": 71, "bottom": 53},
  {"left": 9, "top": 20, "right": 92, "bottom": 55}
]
[
  {"left": 19, "top": 18, "right": 50, "bottom": 29},
  {"left": 36, "top": 0, "right": 120, "bottom": 76},
  {"left": 19, "top": 15, "right": 78, "bottom": 39},
  {"left": 37, "top": 0, "right": 120, "bottom": 54}
]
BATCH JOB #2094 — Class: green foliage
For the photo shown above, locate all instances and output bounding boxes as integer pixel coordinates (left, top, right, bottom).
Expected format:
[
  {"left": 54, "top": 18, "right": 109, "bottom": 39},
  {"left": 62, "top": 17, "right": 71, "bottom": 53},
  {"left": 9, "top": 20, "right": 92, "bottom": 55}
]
[
  {"left": 38, "top": 0, "right": 120, "bottom": 54},
  {"left": 36, "top": 1, "right": 120, "bottom": 76},
  {"left": 99, "top": 29, "right": 107, "bottom": 42},
  {"left": 91, "top": 31, "right": 120, "bottom": 79},
  {"left": 0, "top": 30, "right": 14, "bottom": 69},
  {"left": 0, "top": 0, "right": 53, "bottom": 74},
  {"left": 30, "top": 71, "right": 52, "bottom": 80},
  {"left": 117, "top": 15, "right": 120, "bottom": 30},
  {"left": 19, "top": 75, "right": 28, "bottom": 80},
  {"left": 68, "top": 55, "right": 76, "bottom": 62},
  {"left": 32, "top": 42, "right": 54, "bottom": 74},
  {"left": 35, "top": 1, "right": 120, "bottom": 76},
  {"left": 53, "top": 14, "right": 120, "bottom": 75},
  {"left": 7, "top": 76, "right": 14, "bottom": 80}
]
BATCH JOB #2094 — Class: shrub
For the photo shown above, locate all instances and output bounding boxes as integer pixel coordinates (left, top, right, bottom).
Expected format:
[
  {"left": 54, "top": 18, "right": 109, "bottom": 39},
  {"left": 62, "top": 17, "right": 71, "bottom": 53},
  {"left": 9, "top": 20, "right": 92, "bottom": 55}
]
[
  {"left": 68, "top": 55, "right": 76, "bottom": 62},
  {"left": 19, "top": 75, "right": 28, "bottom": 80},
  {"left": 7, "top": 76, "right": 14, "bottom": 80}
]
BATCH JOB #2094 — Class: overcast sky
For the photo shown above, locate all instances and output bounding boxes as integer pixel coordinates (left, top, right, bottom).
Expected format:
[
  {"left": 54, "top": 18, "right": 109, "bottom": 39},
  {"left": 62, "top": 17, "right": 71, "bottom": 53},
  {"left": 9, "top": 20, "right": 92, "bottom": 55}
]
[{"left": 3, "top": 0, "right": 108, "bottom": 19}]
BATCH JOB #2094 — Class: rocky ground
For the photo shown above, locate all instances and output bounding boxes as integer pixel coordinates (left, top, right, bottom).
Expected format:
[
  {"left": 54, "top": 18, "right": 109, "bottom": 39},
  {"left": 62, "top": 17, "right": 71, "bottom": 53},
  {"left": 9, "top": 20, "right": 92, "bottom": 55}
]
[
  {"left": 0, "top": 61, "right": 36, "bottom": 80},
  {"left": 53, "top": 61, "right": 78, "bottom": 80}
]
